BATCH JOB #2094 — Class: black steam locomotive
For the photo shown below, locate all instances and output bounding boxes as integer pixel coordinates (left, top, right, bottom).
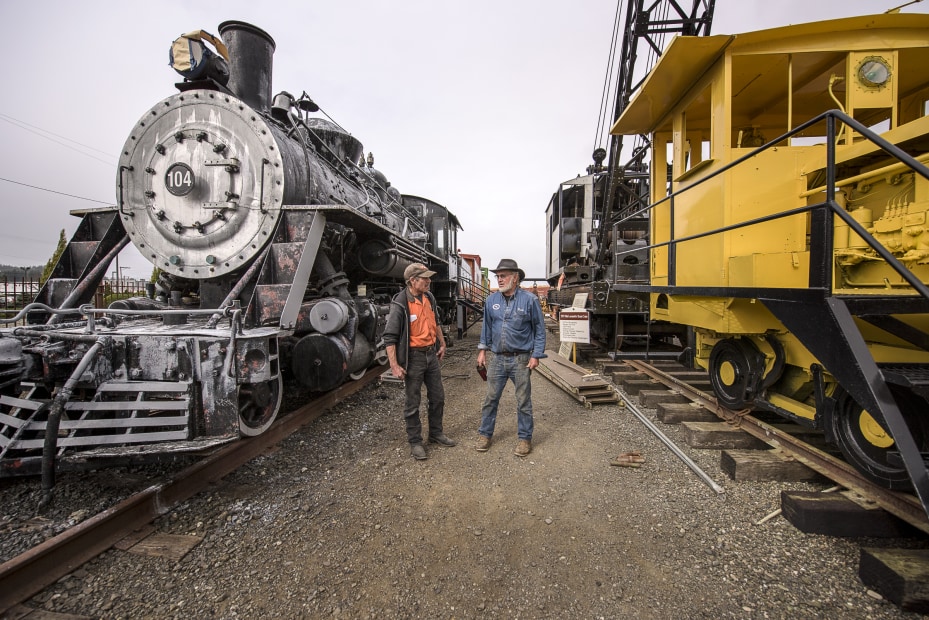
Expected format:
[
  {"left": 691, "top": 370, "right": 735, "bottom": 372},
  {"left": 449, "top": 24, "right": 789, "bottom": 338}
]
[{"left": 0, "top": 21, "right": 464, "bottom": 480}]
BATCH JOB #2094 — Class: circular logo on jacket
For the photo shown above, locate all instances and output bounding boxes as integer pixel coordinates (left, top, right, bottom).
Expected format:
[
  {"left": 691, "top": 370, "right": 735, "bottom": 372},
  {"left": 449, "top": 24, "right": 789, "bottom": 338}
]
[{"left": 492, "top": 303, "right": 501, "bottom": 310}]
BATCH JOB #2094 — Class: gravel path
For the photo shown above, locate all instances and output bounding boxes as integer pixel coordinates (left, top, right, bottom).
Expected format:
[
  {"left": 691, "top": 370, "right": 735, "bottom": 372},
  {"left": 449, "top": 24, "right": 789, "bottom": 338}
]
[{"left": 3, "top": 331, "right": 928, "bottom": 619}]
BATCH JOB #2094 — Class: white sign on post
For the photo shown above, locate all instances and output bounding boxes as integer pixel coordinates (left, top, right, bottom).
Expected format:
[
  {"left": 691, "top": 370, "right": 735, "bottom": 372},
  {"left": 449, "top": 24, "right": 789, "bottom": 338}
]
[{"left": 559, "top": 309, "right": 590, "bottom": 344}]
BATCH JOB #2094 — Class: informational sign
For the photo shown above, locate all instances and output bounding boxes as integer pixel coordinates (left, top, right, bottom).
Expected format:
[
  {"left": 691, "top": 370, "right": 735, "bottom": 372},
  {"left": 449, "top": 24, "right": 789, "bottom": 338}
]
[
  {"left": 559, "top": 309, "right": 590, "bottom": 344},
  {"left": 571, "top": 293, "right": 588, "bottom": 309}
]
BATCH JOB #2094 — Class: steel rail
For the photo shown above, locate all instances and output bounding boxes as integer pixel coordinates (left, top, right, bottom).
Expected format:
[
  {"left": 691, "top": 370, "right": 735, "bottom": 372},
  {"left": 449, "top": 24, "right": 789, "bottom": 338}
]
[
  {"left": 625, "top": 360, "right": 929, "bottom": 534},
  {"left": 0, "top": 367, "right": 386, "bottom": 614}
]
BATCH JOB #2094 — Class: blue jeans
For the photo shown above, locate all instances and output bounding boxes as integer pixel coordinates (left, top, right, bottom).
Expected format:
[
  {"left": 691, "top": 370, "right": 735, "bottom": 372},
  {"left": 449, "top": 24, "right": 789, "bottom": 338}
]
[
  {"left": 478, "top": 352, "right": 533, "bottom": 440},
  {"left": 403, "top": 349, "right": 445, "bottom": 444}
]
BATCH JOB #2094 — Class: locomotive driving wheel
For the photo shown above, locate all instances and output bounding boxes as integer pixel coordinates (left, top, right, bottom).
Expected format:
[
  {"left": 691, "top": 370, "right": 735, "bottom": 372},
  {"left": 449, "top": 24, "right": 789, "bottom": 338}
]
[
  {"left": 237, "top": 375, "right": 283, "bottom": 436},
  {"left": 708, "top": 338, "right": 765, "bottom": 409},
  {"left": 829, "top": 386, "right": 929, "bottom": 490}
]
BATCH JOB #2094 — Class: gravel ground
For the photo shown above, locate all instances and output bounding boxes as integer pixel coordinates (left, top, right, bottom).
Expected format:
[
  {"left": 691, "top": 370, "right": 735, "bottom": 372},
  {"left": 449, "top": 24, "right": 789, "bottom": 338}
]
[{"left": 3, "top": 329, "right": 929, "bottom": 619}]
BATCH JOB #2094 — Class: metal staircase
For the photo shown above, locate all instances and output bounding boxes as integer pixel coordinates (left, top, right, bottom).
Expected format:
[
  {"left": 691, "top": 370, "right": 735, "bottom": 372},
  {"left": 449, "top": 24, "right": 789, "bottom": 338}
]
[
  {"left": 29, "top": 208, "right": 128, "bottom": 324},
  {"left": 456, "top": 275, "right": 490, "bottom": 336}
]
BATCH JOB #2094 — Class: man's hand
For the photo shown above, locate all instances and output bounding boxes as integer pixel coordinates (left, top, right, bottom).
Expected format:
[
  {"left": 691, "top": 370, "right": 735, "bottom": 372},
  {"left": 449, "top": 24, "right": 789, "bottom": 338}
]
[
  {"left": 527, "top": 357, "right": 539, "bottom": 370},
  {"left": 391, "top": 364, "right": 405, "bottom": 379},
  {"left": 437, "top": 343, "right": 447, "bottom": 361},
  {"left": 477, "top": 350, "right": 486, "bottom": 367}
]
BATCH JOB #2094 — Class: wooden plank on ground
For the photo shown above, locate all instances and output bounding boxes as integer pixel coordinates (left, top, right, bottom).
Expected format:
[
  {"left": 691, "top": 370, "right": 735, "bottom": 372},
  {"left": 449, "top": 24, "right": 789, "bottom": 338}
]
[
  {"left": 682, "top": 421, "right": 769, "bottom": 450},
  {"left": 639, "top": 390, "right": 690, "bottom": 408},
  {"left": 537, "top": 350, "right": 618, "bottom": 406},
  {"left": 720, "top": 449, "right": 825, "bottom": 482},
  {"left": 781, "top": 490, "right": 920, "bottom": 538},
  {"left": 611, "top": 371, "right": 646, "bottom": 384},
  {"left": 657, "top": 402, "right": 718, "bottom": 424},
  {"left": 621, "top": 379, "right": 659, "bottom": 395},
  {"left": 126, "top": 532, "right": 203, "bottom": 561},
  {"left": 860, "top": 548, "right": 929, "bottom": 613}
]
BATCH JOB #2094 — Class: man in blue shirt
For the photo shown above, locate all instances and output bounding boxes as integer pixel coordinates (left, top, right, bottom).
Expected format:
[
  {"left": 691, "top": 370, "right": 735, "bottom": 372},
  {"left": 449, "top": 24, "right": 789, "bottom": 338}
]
[{"left": 475, "top": 259, "right": 547, "bottom": 457}]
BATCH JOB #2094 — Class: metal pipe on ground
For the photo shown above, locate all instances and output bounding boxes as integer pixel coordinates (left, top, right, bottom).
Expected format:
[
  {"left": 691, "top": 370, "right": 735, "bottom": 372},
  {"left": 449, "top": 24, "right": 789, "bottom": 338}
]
[{"left": 617, "top": 391, "right": 725, "bottom": 495}]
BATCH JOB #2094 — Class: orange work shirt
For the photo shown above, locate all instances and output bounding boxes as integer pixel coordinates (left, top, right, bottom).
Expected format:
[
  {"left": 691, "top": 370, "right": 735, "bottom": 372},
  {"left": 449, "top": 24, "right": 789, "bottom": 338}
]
[{"left": 408, "top": 293, "right": 437, "bottom": 348}]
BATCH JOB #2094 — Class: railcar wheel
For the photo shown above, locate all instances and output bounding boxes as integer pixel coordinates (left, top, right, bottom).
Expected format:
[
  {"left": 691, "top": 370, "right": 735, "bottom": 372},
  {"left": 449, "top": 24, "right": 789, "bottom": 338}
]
[
  {"left": 708, "top": 338, "right": 765, "bottom": 409},
  {"left": 238, "top": 375, "right": 282, "bottom": 436},
  {"left": 829, "top": 386, "right": 929, "bottom": 490}
]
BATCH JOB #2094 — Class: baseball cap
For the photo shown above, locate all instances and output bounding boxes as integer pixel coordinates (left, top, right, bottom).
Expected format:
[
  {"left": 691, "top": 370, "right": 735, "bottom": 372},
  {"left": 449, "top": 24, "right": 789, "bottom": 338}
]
[{"left": 404, "top": 263, "right": 437, "bottom": 281}]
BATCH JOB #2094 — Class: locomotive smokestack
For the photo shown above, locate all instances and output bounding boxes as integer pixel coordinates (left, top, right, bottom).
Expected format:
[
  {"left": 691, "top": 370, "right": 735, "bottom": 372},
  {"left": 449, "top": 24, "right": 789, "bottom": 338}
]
[{"left": 217, "top": 20, "right": 276, "bottom": 112}]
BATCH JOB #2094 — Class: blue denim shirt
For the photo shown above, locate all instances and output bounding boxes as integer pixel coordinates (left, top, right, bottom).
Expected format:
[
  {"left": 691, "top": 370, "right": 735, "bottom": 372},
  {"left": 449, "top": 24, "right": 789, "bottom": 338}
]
[{"left": 478, "top": 288, "right": 547, "bottom": 359}]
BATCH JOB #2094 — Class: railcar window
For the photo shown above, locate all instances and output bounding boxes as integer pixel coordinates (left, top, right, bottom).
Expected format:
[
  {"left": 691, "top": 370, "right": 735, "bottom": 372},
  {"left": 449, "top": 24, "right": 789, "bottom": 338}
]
[
  {"left": 431, "top": 217, "right": 446, "bottom": 253},
  {"left": 897, "top": 46, "right": 929, "bottom": 124},
  {"left": 731, "top": 52, "right": 846, "bottom": 148},
  {"left": 680, "top": 84, "right": 712, "bottom": 176}
]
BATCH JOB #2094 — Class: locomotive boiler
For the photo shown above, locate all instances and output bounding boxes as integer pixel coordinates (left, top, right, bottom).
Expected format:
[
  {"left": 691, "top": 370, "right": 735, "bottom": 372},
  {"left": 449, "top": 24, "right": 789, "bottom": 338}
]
[{"left": 0, "top": 21, "right": 463, "bottom": 481}]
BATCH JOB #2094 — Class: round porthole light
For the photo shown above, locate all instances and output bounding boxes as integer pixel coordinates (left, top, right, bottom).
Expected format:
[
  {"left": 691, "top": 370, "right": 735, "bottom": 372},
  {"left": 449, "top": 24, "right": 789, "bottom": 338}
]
[{"left": 857, "top": 56, "right": 891, "bottom": 88}]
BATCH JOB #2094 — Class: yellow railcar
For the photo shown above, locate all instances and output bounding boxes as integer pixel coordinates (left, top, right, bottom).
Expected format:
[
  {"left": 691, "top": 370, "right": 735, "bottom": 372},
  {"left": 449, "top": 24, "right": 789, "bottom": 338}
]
[{"left": 611, "top": 14, "right": 929, "bottom": 499}]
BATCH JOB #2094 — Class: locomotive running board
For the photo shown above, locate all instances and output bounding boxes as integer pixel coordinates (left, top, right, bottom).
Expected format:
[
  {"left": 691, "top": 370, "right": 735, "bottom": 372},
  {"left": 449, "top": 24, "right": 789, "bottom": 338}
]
[{"left": 759, "top": 295, "right": 929, "bottom": 519}]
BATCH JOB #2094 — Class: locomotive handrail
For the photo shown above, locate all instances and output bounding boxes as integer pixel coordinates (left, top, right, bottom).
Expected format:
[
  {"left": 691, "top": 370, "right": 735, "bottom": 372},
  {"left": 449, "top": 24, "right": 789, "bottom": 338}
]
[
  {"left": 0, "top": 303, "right": 84, "bottom": 323},
  {"left": 117, "top": 165, "right": 133, "bottom": 217},
  {"left": 78, "top": 304, "right": 241, "bottom": 318},
  {"left": 612, "top": 109, "right": 929, "bottom": 302}
]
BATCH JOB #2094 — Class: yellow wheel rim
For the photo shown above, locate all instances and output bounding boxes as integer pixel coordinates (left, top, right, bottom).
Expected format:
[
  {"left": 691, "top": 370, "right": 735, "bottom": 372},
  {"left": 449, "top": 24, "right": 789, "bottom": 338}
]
[
  {"left": 859, "top": 410, "right": 894, "bottom": 449},
  {"left": 719, "top": 360, "right": 736, "bottom": 386}
]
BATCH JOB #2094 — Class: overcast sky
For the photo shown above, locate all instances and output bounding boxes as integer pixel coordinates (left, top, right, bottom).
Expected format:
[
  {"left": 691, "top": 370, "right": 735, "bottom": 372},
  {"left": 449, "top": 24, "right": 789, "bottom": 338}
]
[{"left": 1, "top": 0, "right": 925, "bottom": 282}]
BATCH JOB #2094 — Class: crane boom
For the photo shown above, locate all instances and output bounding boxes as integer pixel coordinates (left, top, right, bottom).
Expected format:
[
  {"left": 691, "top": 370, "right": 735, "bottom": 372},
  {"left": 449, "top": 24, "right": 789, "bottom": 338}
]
[{"left": 595, "top": 0, "right": 716, "bottom": 267}]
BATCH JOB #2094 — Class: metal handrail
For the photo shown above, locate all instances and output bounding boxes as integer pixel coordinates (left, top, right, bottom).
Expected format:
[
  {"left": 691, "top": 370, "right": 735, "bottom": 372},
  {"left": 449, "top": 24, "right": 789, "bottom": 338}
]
[{"left": 611, "top": 109, "right": 929, "bottom": 301}]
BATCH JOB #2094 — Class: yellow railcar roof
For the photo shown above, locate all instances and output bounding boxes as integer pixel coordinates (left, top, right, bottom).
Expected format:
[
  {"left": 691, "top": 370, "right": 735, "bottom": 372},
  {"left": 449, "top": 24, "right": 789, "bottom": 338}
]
[{"left": 611, "top": 13, "right": 929, "bottom": 135}]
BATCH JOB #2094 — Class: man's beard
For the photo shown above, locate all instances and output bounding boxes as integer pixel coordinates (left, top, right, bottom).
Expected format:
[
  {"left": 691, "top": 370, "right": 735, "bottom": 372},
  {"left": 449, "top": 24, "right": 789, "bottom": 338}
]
[{"left": 500, "top": 280, "right": 517, "bottom": 294}]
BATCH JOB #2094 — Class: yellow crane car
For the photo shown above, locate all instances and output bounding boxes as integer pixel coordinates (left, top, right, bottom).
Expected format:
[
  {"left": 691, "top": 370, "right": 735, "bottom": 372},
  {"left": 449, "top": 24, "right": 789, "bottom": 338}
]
[{"left": 611, "top": 13, "right": 929, "bottom": 504}]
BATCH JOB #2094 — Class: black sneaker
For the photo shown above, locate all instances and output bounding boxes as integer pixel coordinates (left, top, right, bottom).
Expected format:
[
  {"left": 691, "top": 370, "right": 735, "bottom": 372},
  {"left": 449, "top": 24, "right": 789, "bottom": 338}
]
[
  {"left": 428, "top": 434, "right": 457, "bottom": 447},
  {"left": 411, "top": 444, "right": 427, "bottom": 460}
]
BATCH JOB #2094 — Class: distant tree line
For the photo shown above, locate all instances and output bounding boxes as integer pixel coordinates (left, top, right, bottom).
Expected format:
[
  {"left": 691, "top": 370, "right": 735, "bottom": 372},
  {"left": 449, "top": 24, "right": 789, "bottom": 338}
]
[
  {"left": 0, "top": 229, "right": 67, "bottom": 284},
  {"left": 0, "top": 264, "right": 43, "bottom": 280}
]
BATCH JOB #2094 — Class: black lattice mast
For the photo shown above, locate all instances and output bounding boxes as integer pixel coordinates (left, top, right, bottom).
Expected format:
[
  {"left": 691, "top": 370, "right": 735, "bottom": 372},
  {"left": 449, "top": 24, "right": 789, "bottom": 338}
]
[{"left": 594, "top": 0, "right": 715, "bottom": 266}]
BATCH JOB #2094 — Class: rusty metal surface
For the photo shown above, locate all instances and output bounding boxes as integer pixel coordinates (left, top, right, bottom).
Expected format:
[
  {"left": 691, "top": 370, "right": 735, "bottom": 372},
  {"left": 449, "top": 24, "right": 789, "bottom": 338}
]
[
  {"left": 0, "top": 366, "right": 386, "bottom": 614},
  {"left": 625, "top": 360, "right": 929, "bottom": 534}
]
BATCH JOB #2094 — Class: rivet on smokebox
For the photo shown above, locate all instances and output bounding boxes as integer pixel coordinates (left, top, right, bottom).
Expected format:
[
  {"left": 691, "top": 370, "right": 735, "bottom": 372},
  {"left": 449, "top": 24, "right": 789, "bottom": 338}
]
[
  {"left": 206, "top": 255, "right": 216, "bottom": 265},
  {"left": 169, "top": 255, "right": 181, "bottom": 265}
]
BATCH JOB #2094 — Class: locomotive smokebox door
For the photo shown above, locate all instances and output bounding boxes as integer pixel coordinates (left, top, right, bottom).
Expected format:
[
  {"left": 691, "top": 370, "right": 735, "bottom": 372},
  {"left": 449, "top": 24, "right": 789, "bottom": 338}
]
[{"left": 117, "top": 92, "right": 284, "bottom": 279}]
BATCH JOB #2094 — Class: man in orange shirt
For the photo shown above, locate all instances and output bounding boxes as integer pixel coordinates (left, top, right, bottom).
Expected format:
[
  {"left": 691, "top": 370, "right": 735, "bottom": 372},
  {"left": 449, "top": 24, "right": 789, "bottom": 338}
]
[{"left": 384, "top": 263, "right": 455, "bottom": 460}]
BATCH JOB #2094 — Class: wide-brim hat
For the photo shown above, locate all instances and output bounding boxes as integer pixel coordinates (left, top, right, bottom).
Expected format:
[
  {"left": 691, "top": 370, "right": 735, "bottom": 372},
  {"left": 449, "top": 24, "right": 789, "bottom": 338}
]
[
  {"left": 404, "top": 262, "right": 437, "bottom": 281},
  {"left": 491, "top": 258, "right": 525, "bottom": 281}
]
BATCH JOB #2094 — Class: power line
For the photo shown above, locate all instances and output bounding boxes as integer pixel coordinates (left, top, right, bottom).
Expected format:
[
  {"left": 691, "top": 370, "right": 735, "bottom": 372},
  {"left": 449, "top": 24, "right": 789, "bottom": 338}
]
[
  {"left": 0, "top": 113, "right": 115, "bottom": 166},
  {"left": 0, "top": 112, "right": 115, "bottom": 157},
  {"left": 0, "top": 176, "right": 111, "bottom": 205}
]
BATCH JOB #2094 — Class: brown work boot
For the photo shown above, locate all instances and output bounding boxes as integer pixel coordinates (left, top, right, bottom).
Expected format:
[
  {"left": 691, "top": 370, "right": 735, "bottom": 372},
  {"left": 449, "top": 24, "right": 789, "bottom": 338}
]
[
  {"left": 514, "top": 439, "right": 531, "bottom": 457},
  {"left": 475, "top": 435, "right": 491, "bottom": 452}
]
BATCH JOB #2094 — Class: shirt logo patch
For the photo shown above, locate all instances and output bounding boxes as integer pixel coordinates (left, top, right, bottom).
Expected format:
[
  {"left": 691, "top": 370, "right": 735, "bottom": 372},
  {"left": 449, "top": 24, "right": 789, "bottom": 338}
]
[{"left": 492, "top": 303, "right": 501, "bottom": 310}]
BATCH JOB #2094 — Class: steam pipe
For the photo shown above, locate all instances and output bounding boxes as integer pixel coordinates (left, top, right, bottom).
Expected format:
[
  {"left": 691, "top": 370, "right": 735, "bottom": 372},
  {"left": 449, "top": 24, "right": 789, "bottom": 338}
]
[{"left": 40, "top": 337, "right": 109, "bottom": 504}]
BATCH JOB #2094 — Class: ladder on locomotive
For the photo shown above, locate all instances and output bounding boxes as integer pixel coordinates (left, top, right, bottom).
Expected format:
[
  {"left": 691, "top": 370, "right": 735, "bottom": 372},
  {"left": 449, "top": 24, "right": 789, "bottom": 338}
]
[{"left": 29, "top": 209, "right": 128, "bottom": 325}]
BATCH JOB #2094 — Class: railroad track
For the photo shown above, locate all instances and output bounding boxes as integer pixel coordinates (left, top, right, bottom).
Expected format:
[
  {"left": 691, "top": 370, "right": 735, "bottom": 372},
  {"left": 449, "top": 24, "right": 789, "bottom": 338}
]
[
  {"left": 0, "top": 367, "right": 386, "bottom": 615},
  {"left": 613, "top": 358, "right": 929, "bottom": 535}
]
